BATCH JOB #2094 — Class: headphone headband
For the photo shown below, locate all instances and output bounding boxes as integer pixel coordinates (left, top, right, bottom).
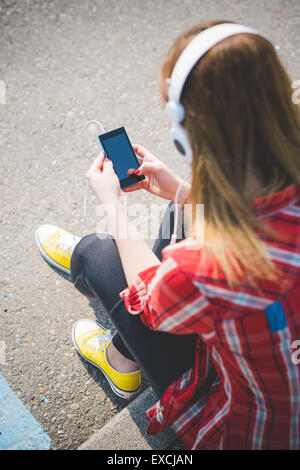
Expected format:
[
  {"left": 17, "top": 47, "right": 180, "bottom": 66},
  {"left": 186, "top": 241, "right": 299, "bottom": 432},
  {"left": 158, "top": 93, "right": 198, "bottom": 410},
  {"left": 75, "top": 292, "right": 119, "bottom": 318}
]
[
  {"left": 167, "top": 23, "right": 277, "bottom": 244},
  {"left": 165, "top": 22, "right": 276, "bottom": 166},
  {"left": 167, "top": 23, "right": 272, "bottom": 103}
]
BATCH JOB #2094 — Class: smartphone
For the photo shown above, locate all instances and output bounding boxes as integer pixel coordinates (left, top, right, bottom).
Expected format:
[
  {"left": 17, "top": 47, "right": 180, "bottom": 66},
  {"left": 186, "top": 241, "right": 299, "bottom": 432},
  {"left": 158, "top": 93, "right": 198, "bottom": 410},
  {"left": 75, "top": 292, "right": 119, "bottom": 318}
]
[{"left": 98, "top": 126, "right": 145, "bottom": 189}]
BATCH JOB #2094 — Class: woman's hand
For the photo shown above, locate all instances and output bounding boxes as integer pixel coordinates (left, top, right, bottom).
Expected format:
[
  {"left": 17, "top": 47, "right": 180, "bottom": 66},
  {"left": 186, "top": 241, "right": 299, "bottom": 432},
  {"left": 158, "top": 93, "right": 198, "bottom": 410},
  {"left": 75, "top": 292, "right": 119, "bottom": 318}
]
[
  {"left": 124, "top": 144, "right": 190, "bottom": 203},
  {"left": 86, "top": 151, "right": 121, "bottom": 207}
]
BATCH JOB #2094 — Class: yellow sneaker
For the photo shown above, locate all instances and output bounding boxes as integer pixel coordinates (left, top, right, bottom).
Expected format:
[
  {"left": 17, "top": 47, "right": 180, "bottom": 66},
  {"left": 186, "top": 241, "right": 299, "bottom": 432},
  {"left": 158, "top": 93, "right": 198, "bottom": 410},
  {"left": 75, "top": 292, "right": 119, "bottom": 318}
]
[
  {"left": 72, "top": 319, "right": 141, "bottom": 400},
  {"left": 35, "top": 224, "right": 80, "bottom": 274}
]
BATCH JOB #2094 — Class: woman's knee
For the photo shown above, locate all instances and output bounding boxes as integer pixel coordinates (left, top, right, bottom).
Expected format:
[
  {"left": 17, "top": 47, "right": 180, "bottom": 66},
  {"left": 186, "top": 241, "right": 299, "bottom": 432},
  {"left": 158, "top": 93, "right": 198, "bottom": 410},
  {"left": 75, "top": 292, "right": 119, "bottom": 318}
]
[
  {"left": 70, "top": 233, "right": 114, "bottom": 281},
  {"left": 71, "top": 234, "right": 97, "bottom": 278},
  {"left": 70, "top": 234, "right": 112, "bottom": 298}
]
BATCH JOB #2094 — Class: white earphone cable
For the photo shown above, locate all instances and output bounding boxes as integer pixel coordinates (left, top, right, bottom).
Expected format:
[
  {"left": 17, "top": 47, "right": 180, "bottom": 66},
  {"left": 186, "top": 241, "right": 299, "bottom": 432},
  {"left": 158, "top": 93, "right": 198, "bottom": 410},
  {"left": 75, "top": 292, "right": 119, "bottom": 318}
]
[
  {"left": 72, "top": 120, "right": 105, "bottom": 237},
  {"left": 72, "top": 120, "right": 191, "bottom": 244},
  {"left": 170, "top": 167, "right": 191, "bottom": 245}
]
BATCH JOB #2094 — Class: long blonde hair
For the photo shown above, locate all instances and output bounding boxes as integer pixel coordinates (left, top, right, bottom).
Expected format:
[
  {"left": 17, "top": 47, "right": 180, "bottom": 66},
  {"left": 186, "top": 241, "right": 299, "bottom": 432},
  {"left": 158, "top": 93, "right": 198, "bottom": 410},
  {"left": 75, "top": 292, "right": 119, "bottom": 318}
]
[{"left": 160, "top": 20, "right": 300, "bottom": 286}]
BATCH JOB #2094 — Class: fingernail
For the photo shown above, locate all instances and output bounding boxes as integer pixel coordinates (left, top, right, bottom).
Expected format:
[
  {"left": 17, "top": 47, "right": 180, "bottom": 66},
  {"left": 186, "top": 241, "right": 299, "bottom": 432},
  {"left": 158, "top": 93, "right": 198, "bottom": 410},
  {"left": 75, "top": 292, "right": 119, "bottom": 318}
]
[{"left": 135, "top": 169, "right": 140, "bottom": 175}]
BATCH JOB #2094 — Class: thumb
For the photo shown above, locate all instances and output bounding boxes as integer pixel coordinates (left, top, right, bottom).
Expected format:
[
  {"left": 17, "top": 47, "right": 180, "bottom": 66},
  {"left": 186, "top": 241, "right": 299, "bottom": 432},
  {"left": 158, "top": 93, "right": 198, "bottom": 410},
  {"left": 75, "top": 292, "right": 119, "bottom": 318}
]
[
  {"left": 103, "top": 158, "right": 114, "bottom": 171},
  {"left": 137, "top": 161, "right": 161, "bottom": 176}
]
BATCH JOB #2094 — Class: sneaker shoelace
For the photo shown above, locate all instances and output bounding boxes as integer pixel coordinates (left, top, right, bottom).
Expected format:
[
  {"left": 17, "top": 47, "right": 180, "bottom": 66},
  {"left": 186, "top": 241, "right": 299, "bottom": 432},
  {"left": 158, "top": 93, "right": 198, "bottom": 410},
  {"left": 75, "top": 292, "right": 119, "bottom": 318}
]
[
  {"left": 50, "top": 231, "right": 78, "bottom": 254},
  {"left": 85, "top": 329, "right": 113, "bottom": 354}
]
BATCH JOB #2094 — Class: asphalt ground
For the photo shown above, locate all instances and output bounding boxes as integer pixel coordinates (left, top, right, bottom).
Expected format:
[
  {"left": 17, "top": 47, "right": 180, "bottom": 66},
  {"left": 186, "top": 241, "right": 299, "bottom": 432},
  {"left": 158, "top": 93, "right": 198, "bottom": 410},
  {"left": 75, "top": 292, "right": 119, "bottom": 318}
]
[{"left": 0, "top": 0, "right": 299, "bottom": 450}]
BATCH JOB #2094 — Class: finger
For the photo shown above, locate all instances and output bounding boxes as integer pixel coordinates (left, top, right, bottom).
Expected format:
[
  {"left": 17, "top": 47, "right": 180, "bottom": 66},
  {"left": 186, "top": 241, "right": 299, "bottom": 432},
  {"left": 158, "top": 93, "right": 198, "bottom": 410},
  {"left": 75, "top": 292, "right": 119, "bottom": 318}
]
[
  {"left": 137, "top": 161, "right": 160, "bottom": 175},
  {"left": 122, "top": 182, "right": 144, "bottom": 192},
  {"left": 132, "top": 146, "right": 144, "bottom": 164},
  {"left": 86, "top": 153, "right": 103, "bottom": 180},
  {"left": 103, "top": 157, "right": 112, "bottom": 164},
  {"left": 127, "top": 164, "right": 143, "bottom": 176},
  {"left": 100, "top": 151, "right": 107, "bottom": 167},
  {"left": 90, "top": 151, "right": 105, "bottom": 171},
  {"left": 102, "top": 159, "right": 115, "bottom": 176},
  {"left": 132, "top": 144, "right": 147, "bottom": 159}
]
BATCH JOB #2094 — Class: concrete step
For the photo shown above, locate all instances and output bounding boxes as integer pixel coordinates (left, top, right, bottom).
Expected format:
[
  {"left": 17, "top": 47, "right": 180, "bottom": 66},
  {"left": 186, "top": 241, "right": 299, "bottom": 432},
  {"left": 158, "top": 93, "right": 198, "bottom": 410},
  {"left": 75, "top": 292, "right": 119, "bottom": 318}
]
[{"left": 78, "top": 387, "right": 177, "bottom": 450}]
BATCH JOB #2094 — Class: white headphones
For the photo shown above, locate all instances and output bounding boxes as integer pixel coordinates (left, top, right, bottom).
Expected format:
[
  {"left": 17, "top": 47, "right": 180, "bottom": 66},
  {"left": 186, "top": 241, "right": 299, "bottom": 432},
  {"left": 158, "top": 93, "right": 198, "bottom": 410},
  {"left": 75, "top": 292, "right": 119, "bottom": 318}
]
[{"left": 165, "top": 23, "right": 276, "bottom": 166}]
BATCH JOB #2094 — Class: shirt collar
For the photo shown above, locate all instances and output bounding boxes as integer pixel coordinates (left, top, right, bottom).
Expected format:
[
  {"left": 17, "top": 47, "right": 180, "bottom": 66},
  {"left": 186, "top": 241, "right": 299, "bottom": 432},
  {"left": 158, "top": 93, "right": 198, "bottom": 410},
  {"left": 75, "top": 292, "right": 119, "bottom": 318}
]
[{"left": 252, "top": 183, "right": 300, "bottom": 218}]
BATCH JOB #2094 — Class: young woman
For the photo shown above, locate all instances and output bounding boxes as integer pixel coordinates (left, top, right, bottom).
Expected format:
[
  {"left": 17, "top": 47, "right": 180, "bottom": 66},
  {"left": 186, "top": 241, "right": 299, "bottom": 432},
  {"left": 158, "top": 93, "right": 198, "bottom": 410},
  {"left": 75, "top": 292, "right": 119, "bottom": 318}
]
[{"left": 36, "top": 20, "right": 300, "bottom": 449}]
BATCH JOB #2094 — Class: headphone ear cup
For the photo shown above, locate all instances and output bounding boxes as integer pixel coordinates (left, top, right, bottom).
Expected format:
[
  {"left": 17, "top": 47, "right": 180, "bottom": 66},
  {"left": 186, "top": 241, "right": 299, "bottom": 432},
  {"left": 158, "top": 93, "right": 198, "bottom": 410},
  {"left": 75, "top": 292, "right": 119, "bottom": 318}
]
[
  {"left": 169, "top": 124, "right": 192, "bottom": 166},
  {"left": 165, "top": 101, "right": 185, "bottom": 123},
  {"left": 165, "top": 100, "right": 192, "bottom": 166}
]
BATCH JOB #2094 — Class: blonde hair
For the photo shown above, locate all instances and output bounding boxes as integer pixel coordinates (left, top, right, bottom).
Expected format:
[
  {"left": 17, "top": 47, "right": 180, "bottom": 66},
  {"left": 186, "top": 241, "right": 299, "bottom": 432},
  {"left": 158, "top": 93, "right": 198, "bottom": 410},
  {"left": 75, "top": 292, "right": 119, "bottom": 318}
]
[{"left": 160, "top": 20, "right": 300, "bottom": 286}]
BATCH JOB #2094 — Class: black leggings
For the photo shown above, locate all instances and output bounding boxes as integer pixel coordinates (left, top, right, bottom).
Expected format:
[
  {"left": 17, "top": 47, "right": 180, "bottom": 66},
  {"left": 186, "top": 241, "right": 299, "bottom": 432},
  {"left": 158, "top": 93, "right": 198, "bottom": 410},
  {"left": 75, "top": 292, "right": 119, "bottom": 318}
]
[{"left": 70, "top": 202, "right": 198, "bottom": 398}]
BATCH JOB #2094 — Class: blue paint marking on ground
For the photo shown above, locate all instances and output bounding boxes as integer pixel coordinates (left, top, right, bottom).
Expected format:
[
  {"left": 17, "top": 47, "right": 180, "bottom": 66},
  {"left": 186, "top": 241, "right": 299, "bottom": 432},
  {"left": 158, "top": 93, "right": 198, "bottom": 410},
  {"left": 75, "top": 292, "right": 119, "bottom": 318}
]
[{"left": 0, "top": 375, "right": 51, "bottom": 450}]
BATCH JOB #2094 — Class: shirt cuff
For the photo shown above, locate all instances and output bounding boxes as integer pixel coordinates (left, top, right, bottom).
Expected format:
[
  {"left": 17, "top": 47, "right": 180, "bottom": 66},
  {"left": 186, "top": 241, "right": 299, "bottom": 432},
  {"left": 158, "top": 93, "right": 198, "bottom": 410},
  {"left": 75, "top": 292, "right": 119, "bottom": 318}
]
[{"left": 119, "top": 265, "right": 159, "bottom": 315}]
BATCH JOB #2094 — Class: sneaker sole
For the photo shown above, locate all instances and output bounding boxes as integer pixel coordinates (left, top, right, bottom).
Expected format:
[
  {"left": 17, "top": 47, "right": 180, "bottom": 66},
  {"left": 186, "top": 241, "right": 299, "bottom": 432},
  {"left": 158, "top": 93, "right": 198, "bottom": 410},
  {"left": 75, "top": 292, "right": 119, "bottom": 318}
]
[
  {"left": 35, "top": 228, "right": 71, "bottom": 275},
  {"left": 71, "top": 320, "right": 141, "bottom": 400}
]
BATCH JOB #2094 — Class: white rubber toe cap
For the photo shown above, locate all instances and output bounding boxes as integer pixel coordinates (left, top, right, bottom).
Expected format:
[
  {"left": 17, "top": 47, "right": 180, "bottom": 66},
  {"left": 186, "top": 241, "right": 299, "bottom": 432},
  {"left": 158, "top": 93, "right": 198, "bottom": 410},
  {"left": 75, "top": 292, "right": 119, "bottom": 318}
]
[
  {"left": 73, "top": 319, "right": 101, "bottom": 338},
  {"left": 36, "top": 224, "right": 59, "bottom": 245}
]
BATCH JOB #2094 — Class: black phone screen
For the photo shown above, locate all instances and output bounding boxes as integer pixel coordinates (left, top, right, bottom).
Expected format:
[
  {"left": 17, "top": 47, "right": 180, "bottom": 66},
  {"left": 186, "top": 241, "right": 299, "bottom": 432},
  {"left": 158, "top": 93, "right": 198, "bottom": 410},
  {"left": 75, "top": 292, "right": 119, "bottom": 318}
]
[{"left": 98, "top": 127, "right": 145, "bottom": 189}]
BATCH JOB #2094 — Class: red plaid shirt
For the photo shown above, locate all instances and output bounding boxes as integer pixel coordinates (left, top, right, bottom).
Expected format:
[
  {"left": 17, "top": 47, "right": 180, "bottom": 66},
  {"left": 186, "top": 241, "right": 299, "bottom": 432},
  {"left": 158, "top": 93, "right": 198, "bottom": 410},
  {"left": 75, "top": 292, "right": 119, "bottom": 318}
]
[{"left": 120, "top": 184, "right": 300, "bottom": 450}]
